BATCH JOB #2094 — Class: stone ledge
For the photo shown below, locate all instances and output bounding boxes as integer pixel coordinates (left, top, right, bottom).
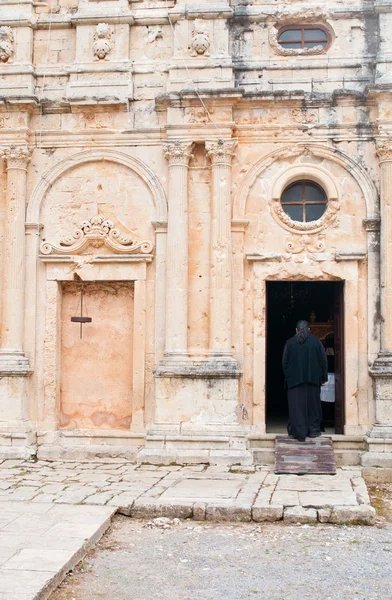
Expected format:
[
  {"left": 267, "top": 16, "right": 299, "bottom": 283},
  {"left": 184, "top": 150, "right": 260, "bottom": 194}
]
[{"left": 117, "top": 500, "right": 376, "bottom": 525}]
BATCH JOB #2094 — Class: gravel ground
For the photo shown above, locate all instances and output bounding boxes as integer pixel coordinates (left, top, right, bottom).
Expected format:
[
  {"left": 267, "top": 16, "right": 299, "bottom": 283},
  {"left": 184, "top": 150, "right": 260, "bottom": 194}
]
[{"left": 51, "top": 515, "right": 392, "bottom": 600}]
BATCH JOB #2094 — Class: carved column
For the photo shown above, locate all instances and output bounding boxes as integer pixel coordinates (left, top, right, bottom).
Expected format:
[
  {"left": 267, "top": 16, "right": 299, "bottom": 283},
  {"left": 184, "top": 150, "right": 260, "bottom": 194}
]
[
  {"left": 0, "top": 146, "right": 31, "bottom": 372},
  {"left": 368, "top": 140, "right": 392, "bottom": 453},
  {"left": 206, "top": 139, "right": 237, "bottom": 355},
  {"left": 163, "top": 141, "right": 194, "bottom": 355}
]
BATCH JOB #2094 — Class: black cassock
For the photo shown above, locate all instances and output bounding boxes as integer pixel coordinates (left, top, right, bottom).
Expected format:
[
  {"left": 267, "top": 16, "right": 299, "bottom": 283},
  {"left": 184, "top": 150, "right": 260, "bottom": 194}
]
[
  {"left": 287, "top": 383, "right": 322, "bottom": 441},
  {"left": 282, "top": 333, "right": 327, "bottom": 441}
]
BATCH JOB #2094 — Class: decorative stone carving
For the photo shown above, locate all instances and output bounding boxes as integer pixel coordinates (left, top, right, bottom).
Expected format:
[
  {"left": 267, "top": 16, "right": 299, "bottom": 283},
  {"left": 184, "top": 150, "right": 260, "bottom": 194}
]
[
  {"left": 206, "top": 139, "right": 237, "bottom": 166},
  {"left": 1, "top": 145, "right": 32, "bottom": 170},
  {"left": 285, "top": 235, "right": 326, "bottom": 254},
  {"left": 93, "top": 23, "right": 113, "bottom": 60},
  {"left": 290, "top": 109, "right": 319, "bottom": 124},
  {"left": 0, "top": 114, "right": 10, "bottom": 128},
  {"left": 147, "top": 26, "right": 162, "bottom": 43},
  {"left": 0, "top": 27, "right": 14, "bottom": 63},
  {"left": 376, "top": 140, "right": 392, "bottom": 163},
  {"left": 40, "top": 216, "right": 153, "bottom": 255},
  {"left": 163, "top": 141, "right": 194, "bottom": 166},
  {"left": 272, "top": 197, "right": 339, "bottom": 233},
  {"left": 184, "top": 106, "right": 214, "bottom": 124},
  {"left": 190, "top": 19, "right": 210, "bottom": 56},
  {"left": 269, "top": 25, "right": 327, "bottom": 57}
]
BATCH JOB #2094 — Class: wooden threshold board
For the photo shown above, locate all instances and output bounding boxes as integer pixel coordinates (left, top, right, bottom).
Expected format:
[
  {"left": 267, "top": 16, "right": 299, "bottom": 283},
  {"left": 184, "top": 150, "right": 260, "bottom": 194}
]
[{"left": 275, "top": 436, "right": 336, "bottom": 475}]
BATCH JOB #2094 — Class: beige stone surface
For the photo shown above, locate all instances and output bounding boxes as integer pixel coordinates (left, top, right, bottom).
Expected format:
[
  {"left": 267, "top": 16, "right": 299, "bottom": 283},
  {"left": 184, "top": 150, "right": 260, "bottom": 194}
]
[{"left": 0, "top": 0, "right": 390, "bottom": 465}]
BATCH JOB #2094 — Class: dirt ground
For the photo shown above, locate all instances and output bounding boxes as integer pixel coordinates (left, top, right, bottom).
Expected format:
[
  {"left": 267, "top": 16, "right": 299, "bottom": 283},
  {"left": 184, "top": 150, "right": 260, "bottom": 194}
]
[{"left": 50, "top": 484, "right": 392, "bottom": 600}]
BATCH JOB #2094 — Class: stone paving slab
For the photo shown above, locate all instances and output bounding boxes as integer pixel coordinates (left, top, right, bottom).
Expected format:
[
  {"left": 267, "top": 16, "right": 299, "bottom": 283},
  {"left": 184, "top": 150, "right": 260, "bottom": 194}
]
[
  {"left": 0, "top": 502, "right": 115, "bottom": 600},
  {"left": 0, "top": 460, "right": 376, "bottom": 527},
  {"left": 0, "top": 460, "right": 378, "bottom": 598}
]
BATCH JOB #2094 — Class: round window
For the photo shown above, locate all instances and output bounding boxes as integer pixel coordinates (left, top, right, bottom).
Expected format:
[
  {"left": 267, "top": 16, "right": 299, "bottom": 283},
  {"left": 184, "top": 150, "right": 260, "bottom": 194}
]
[{"left": 281, "top": 181, "right": 327, "bottom": 223}]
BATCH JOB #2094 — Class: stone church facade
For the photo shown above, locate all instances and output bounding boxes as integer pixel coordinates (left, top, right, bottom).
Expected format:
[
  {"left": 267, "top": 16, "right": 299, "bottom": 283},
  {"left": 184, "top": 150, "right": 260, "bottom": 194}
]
[{"left": 0, "top": 0, "right": 391, "bottom": 469}]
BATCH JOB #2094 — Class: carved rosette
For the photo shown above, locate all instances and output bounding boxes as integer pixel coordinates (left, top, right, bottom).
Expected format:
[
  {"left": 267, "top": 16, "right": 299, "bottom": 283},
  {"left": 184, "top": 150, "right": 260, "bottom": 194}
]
[
  {"left": 93, "top": 23, "right": 113, "bottom": 60},
  {"left": 190, "top": 19, "right": 210, "bottom": 57},
  {"left": 376, "top": 140, "right": 392, "bottom": 164},
  {"left": 40, "top": 216, "right": 153, "bottom": 255},
  {"left": 0, "top": 27, "right": 14, "bottom": 63},
  {"left": 1, "top": 146, "right": 32, "bottom": 170},
  {"left": 163, "top": 141, "right": 194, "bottom": 166},
  {"left": 206, "top": 140, "right": 237, "bottom": 166}
]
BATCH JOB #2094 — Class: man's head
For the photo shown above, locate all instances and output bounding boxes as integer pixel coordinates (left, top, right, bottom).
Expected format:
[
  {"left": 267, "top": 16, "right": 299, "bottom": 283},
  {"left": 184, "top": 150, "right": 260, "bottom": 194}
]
[{"left": 296, "top": 320, "right": 309, "bottom": 343}]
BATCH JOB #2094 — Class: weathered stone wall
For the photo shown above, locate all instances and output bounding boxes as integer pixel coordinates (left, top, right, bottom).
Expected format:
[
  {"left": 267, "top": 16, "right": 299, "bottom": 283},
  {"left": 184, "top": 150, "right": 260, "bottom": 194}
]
[{"left": 0, "top": 0, "right": 390, "bottom": 463}]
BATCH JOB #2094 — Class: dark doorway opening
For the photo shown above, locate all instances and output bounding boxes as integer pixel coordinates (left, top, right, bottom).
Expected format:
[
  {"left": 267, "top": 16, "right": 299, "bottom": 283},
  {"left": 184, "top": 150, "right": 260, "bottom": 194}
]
[{"left": 266, "top": 281, "right": 345, "bottom": 435}]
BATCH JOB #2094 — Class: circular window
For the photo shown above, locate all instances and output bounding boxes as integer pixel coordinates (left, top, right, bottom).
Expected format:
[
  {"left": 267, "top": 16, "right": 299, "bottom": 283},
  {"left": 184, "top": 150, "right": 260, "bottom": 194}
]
[
  {"left": 278, "top": 26, "right": 329, "bottom": 50},
  {"left": 281, "top": 181, "right": 327, "bottom": 223}
]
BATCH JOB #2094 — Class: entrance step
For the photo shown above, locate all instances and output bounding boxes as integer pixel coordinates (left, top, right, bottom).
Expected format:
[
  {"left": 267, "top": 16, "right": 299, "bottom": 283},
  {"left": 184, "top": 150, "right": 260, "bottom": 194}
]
[
  {"left": 275, "top": 436, "right": 336, "bottom": 475},
  {"left": 250, "top": 434, "right": 365, "bottom": 467}
]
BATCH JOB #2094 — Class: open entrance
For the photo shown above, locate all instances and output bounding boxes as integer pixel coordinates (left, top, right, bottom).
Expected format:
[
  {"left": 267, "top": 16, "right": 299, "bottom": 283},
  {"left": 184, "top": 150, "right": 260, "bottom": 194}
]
[{"left": 266, "top": 281, "right": 344, "bottom": 435}]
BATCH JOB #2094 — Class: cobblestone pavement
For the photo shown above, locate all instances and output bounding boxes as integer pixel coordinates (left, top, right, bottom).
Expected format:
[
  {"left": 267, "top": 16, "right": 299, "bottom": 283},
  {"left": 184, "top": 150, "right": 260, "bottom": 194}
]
[
  {"left": 50, "top": 517, "right": 392, "bottom": 600},
  {"left": 0, "top": 460, "right": 375, "bottom": 524}
]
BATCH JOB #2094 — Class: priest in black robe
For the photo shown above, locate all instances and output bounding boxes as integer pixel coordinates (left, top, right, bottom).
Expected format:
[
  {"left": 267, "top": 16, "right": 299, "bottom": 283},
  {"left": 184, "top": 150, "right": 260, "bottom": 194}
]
[{"left": 282, "top": 320, "right": 328, "bottom": 442}]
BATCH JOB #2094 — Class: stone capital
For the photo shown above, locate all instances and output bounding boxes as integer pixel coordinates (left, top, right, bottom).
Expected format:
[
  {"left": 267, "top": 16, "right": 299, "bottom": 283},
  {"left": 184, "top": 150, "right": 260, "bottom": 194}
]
[
  {"left": 163, "top": 141, "right": 194, "bottom": 166},
  {"left": 206, "top": 139, "right": 237, "bottom": 166},
  {"left": 376, "top": 139, "right": 392, "bottom": 164},
  {"left": 2, "top": 146, "right": 32, "bottom": 170}
]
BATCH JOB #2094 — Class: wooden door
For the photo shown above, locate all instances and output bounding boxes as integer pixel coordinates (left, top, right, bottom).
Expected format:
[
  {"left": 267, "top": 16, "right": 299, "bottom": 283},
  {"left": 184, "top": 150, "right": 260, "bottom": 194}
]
[{"left": 334, "top": 282, "right": 345, "bottom": 434}]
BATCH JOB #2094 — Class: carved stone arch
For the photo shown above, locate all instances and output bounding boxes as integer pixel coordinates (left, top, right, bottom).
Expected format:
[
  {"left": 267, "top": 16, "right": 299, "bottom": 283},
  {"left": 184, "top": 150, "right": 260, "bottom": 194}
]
[
  {"left": 233, "top": 144, "right": 378, "bottom": 221},
  {"left": 27, "top": 148, "right": 168, "bottom": 224}
]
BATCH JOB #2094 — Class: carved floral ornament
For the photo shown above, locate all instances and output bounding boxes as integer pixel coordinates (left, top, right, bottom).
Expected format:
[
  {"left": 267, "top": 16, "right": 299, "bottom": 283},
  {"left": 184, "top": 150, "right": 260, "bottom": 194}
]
[
  {"left": 206, "top": 140, "right": 237, "bottom": 166},
  {"left": 163, "top": 141, "right": 194, "bottom": 165},
  {"left": 40, "top": 216, "right": 154, "bottom": 256},
  {"left": 0, "top": 27, "right": 14, "bottom": 63},
  {"left": 93, "top": 23, "right": 113, "bottom": 60},
  {"left": 285, "top": 235, "right": 326, "bottom": 254},
  {"left": 0, "top": 146, "right": 32, "bottom": 169}
]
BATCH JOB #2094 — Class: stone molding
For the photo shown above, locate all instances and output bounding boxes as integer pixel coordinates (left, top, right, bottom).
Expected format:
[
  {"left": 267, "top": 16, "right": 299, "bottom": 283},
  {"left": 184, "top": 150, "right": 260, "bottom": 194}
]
[
  {"left": 27, "top": 148, "right": 168, "bottom": 223},
  {"left": 376, "top": 140, "right": 392, "bottom": 163},
  {"left": 163, "top": 141, "right": 194, "bottom": 166},
  {"left": 0, "top": 26, "right": 14, "bottom": 63},
  {"left": 363, "top": 218, "right": 381, "bottom": 232},
  {"left": 1, "top": 146, "right": 32, "bottom": 170},
  {"left": 40, "top": 215, "right": 154, "bottom": 256},
  {"left": 206, "top": 139, "right": 237, "bottom": 166}
]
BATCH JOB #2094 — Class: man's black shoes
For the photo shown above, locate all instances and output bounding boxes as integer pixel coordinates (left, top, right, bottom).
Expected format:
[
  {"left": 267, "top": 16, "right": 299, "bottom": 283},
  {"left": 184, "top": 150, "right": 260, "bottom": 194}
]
[{"left": 308, "top": 432, "right": 321, "bottom": 438}]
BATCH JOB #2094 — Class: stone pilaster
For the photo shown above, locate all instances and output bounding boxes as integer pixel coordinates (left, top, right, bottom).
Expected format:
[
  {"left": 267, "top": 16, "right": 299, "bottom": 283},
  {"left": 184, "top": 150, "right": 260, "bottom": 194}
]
[
  {"left": 206, "top": 139, "right": 237, "bottom": 356},
  {"left": 0, "top": 146, "right": 32, "bottom": 374},
  {"left": 367, "top": 140, "right": 392, "bottom": 463},
  {"left": 162, "top": 141, "right": 194, "bottom": 356}
]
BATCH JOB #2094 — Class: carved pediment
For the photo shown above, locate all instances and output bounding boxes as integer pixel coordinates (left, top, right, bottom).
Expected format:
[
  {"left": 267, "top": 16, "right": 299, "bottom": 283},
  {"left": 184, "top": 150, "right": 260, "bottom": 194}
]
[{"left": 40, "top": 216, "right": 153, "bottom": 255}]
